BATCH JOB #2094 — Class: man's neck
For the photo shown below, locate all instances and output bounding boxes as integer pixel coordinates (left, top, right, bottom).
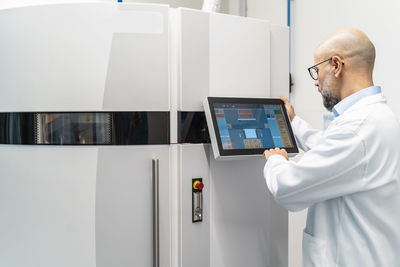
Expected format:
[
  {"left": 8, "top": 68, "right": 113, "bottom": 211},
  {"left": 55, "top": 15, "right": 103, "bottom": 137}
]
[{"left": 340, "top": 76, "right": 374, "bottom": 100}]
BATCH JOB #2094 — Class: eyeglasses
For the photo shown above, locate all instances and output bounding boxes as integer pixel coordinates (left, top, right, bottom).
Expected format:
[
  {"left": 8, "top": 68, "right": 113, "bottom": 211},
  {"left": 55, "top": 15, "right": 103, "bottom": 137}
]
[{"left": 307, "top": 57, "right": 332, "bottom": 80}]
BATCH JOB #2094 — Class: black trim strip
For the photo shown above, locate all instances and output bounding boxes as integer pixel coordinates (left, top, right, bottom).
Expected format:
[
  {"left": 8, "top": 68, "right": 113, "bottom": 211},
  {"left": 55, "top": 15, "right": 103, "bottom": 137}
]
[{"left": 0, "top": 112, "right": 170, "bottom": 145}]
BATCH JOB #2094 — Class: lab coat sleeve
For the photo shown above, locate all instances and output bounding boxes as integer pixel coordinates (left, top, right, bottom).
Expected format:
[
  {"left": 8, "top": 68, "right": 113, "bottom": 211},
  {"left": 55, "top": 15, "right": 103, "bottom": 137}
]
[
  {"left": 291, "top": 116, "right": 324, "bottom": 151},
  {"left": 264, "top": 127, "right": 367, "bottom": 212}
]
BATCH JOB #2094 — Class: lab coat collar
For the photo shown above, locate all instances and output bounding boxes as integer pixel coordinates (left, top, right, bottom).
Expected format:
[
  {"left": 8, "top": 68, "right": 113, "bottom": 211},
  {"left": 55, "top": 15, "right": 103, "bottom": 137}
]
[{"left": 332, "top": 86, "right": 382, "bottom": 117}]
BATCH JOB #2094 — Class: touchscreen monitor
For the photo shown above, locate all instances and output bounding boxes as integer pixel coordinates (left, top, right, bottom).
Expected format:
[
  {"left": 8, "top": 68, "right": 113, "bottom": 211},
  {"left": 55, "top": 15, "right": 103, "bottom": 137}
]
[{"left": 203, "top": 97, "right": 298, "bottom": 159}]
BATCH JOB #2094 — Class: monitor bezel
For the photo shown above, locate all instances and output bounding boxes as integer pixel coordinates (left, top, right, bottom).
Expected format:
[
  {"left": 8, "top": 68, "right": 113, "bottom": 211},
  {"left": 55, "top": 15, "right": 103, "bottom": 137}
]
[{"left": 206, "top": 97, "right": 299, "bottom": 157}]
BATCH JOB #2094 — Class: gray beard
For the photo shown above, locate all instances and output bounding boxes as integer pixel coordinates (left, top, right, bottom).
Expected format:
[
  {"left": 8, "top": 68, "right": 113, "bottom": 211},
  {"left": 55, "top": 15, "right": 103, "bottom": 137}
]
[{"left": 321, "top": 89, "right": 340, "bottom": 111}]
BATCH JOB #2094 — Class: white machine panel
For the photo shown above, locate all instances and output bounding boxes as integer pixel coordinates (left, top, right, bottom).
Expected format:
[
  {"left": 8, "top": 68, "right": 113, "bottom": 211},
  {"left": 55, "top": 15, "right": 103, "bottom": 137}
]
[
  {"left": 177, "top": 9, "right": 271, "bottom": 111},
  {"left": 0, "top": 145, "right": 171, "bottom": 267},
  {"left": 0, "top": 146, "right": 98, "bottom": 267},
  {"left": 270, "top": 24, "right": 290, "bottom": 98},
  {"left": 96, "top": 146, "right": 170, "bottom": 267},
  {"left": 103, "top": 4, "right": 170, "bottom": 111},
  {"left": 177, "top": 144, "right": 211, "bottom": 267},
  {"left": 210, "top": 156, "right": 271, "bottom": 267},
  {"left": 178, "top": 8, "right": 210, "bottom": 111},
  {"left": 0, "top": 3, "right": 170, "bottom": 111},
  {"left": 0, "top": 4, "right": 294, "bottom": 267},
  {"left": 209, "top": 13, "right": 270, "bottom": 98}
]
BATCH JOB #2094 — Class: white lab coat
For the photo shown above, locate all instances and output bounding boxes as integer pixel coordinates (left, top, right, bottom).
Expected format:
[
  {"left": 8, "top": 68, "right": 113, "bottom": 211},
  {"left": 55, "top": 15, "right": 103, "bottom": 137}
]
[{"left": 264, "top": 93, "right": 400, "bottom": 267}]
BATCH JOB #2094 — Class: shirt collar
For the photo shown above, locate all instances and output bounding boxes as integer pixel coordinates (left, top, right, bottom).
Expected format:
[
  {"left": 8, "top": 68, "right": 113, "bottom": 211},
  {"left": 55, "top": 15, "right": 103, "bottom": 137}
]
[{"left": 332, "top": 86, "right": 382, "bottom": 117}]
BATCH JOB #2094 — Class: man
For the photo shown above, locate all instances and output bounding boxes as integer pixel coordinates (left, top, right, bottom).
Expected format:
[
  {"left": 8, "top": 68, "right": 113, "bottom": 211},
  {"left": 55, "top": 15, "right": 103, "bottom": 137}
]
[{"left": 263, "top": 28, "right": 400, "bottom": 266}]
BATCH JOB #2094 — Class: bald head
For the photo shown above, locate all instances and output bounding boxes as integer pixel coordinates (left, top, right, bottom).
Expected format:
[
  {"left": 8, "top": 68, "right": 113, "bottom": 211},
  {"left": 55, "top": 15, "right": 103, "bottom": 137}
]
[{"left": 315, "top": 28, "right": 375, "bottom": 73}]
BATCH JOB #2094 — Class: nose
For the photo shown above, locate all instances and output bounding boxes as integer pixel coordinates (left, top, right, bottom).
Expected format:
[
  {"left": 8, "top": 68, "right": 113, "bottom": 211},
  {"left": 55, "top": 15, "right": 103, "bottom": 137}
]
[{"left": 314, "top": 79, "right": 321, "bottom": 92}]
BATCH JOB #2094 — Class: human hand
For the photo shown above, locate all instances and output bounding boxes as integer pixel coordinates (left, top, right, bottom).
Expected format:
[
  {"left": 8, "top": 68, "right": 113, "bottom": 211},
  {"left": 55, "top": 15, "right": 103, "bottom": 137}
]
[
  {"left": 280, "top": 96, "right": 296, "bottom": 122},
  {"left": 264, "top": 147, "right": 288, "bottom": 161}
]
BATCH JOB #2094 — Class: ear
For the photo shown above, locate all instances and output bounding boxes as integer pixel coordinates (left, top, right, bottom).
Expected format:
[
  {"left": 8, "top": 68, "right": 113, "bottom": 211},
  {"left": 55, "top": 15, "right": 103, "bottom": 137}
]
[{"left": 331, "top": 56, "right": 344, "bottom": 78}]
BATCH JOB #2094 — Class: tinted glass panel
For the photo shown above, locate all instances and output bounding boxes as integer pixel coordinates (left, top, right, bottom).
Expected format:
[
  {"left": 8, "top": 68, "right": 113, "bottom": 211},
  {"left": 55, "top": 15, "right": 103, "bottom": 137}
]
[
  {"left": 36, "top": 113, "right": 112, "bottom": 145},
  {"left": 0, "top": 113, "right": 35, "bottom": 144},
  {"left": 178, "top": 112, "right": 210, "bottom": 144},
  {"left": 0, "top": 112, "right": 169, "bottom": 145},
  {"left": 112, "top": 112, "right": 170, "bottom": 145}
]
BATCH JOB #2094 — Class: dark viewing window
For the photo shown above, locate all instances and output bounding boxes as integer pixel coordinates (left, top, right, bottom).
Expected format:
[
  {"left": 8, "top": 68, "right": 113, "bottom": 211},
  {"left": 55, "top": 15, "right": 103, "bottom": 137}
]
[
  {"left": 178, "top": 112, "right": 210, "bottom": 144},
  {"left": 0, "top": 112, "right": 170, "bottom": 145},
  {"left": 36, "top": 113, "right": 112, "bottom": 145}
]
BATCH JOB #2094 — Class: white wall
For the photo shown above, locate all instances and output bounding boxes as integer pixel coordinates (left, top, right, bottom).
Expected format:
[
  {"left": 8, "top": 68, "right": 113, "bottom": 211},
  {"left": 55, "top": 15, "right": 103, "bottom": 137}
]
[{"left": 291, "top": 0, "right": 400, "bottom": 129}]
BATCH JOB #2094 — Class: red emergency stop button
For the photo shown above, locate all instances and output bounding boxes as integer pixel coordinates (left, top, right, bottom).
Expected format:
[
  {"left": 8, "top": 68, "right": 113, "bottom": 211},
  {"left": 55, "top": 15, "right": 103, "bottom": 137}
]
[{"left": 193, "top": 180, "right": 204, "bottom": 190}]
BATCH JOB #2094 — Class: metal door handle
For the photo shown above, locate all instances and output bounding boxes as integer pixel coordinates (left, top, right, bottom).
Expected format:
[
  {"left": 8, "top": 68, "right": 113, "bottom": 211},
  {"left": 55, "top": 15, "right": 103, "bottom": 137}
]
[{"left": 152, "top": 158, "right": 160, "bottom": 267}]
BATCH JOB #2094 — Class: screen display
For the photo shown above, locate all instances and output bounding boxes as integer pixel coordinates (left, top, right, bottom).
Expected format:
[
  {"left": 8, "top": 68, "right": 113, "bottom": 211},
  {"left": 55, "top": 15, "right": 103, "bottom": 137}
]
[
  {"left": 205, "top": 97, "right": 298, "bottom": 158},
  {"left": 214, "top": 103, "right": 294, "bottom": 151}
]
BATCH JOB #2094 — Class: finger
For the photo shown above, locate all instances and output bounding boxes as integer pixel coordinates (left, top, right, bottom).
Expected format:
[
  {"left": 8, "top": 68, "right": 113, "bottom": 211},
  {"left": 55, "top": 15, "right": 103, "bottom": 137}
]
[
  {"left": 280, "top": 96, "right": 295, "bottom": 122},
  {"left": 280, "top": 149, "right": 289, "bottom": 160},
  {"left": 280, "top": 96, "right": 289, "bottom": 103},
  {"left": 280, "top": 96, "right": 291, "bottom": 109}
]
